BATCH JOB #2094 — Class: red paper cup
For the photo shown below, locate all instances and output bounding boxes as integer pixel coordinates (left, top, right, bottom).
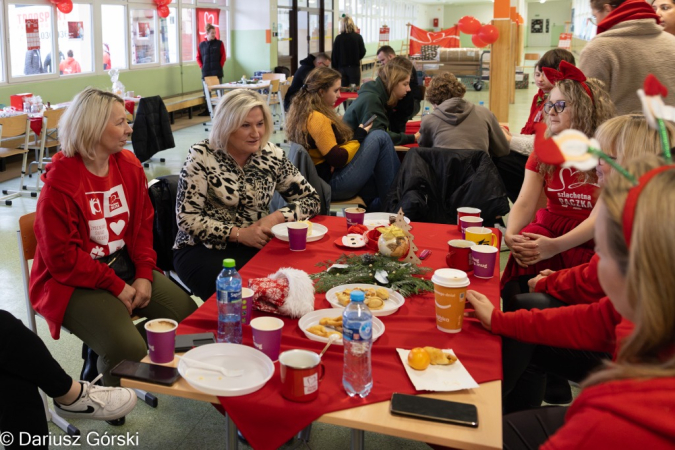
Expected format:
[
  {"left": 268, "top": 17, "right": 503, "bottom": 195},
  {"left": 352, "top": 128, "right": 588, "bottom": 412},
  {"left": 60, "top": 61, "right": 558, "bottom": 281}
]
[
  {"left": 456, "top": 207, "right": 481, "bottom": 232},
  {"left": 344, "top": 207, "right": 365, "bottom": 229},
  {"left": 287, "top": 223, "right": 308, "bottom": 251},
  {"left": 446, "top": 239, "right": 475, "bottom": 272},
  {"left": 241, "top": 287, "right": 254, "bottom": 325},
  {"left": 144, "top": 318, "right": 177, "bottom": 363},
  {"left": 279, "top": 349, "right": 324, "bottom": 402},
  {"left": 471, "top": 245, "right": 498, "bottom": 279},
  {"left": 250, "top": 316, "right": 284, "bottom": 361}
]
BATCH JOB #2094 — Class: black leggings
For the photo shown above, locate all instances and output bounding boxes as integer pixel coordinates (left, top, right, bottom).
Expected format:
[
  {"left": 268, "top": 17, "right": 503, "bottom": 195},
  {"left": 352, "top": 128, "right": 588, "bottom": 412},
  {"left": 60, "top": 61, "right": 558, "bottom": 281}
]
[
  {"left": 339, "top": 66, "right": 361, "bottom": 87},
  {"left": 502, "top": 293, "right": 610, "bottom": 414},
  {"left": 0, "top": 310, "right": 72, "bottom": 449},
  {"left": 173, "top": 243, "right": 259, "bottom": 301},
  {"left": 503, "top": 406, "right": 568, "bottom": 449}
]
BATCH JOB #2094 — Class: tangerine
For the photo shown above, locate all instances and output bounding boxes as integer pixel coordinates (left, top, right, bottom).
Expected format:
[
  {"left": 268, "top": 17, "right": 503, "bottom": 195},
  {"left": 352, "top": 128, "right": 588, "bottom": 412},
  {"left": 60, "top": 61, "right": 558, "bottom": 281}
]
[{"left": 407, "top": 347, "right": 431, "bottom": 371}]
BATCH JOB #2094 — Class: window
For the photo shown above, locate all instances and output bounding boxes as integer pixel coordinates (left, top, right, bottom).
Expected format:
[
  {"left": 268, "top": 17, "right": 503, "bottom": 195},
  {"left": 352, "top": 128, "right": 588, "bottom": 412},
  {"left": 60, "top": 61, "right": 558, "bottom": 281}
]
[
  {"left": 8, "top": 3, "right": 54, "bottom": 79},
  {"left": 130, "top": 8, "right": 157, "bottom": 65},
  {"left": 102, "top": 4, "right": 127, "bottom": 70},
  {"left": 339, "top": 0, "right": 416, "bottom": 44},
  {"left": 57, "top": 4, "right": 93, "bottom": 75},
  {"left": 181, "top": 8, "right": 195, "bottom": 62},
  {"left": 159, "top": 8, "right": 178, "bottom": 64}
]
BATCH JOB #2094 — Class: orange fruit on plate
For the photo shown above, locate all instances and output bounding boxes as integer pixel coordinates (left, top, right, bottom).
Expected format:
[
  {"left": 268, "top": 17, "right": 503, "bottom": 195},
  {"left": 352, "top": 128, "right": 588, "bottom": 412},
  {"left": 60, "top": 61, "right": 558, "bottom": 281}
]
[{"left": 407, "top": 347, "right": 431, "bottom": 371}]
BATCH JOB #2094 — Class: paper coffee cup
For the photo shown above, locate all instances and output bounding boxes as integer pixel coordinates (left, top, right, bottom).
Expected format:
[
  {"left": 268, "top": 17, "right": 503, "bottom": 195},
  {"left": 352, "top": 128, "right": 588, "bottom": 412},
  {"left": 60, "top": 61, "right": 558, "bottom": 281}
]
[{"left": 431, "top": 269, "right": 470, "bottom": 333}]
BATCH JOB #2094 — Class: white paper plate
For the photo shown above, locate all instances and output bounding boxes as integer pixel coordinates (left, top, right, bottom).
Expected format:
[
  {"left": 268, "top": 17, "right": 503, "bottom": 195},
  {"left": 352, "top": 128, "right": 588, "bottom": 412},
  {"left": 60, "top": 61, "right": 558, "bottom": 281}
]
[
  {"left": 298, "top": 308, "right": 385, "bottom": 346},
  {"left": 363, "top": 213, "right": 411, "bottom": 229},
  {"left": 325, "top": 284, "right": 405, "bottom": 317},
  {"left": 177, "top": 343, "right": 274, "bottom": 397},
  {"left": 396, "top": 348, "right": 479, "bottom": 392},
  {"left": 271, "top": 223, "right": 328, "bottom": 242}
]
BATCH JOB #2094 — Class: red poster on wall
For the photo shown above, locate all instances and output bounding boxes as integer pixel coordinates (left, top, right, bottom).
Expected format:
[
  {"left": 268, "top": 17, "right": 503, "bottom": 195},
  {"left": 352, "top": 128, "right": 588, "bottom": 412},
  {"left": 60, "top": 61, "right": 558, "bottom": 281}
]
[
  {"left": 26, "top": 19, "right": 40, "bottom": 51},
  {"left": 197, "top": 8, "right": 221, "bottom": 42}
]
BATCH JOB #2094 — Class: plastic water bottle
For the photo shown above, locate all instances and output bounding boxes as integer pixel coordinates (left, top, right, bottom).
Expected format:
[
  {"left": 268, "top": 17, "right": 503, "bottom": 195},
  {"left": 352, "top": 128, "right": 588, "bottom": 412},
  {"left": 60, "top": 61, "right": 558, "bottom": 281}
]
[
  {"left": 342, "top": 290, "right": 373, "bottom": 398},
  {"left": 422, "top": 106, "right": 431, "bottom": 117},
  {"left": 479, "top": 101, "right": 485, "bottom": 106},
  {"left": 216, "top": 259, "right": 243, "bottom": 344}
]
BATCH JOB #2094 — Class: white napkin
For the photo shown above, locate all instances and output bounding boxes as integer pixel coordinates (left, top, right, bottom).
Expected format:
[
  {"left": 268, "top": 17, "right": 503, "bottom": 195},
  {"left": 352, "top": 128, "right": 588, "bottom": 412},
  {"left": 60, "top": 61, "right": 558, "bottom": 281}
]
[{"left": 396, "top": 348, "right": 479, "bottom": 392}]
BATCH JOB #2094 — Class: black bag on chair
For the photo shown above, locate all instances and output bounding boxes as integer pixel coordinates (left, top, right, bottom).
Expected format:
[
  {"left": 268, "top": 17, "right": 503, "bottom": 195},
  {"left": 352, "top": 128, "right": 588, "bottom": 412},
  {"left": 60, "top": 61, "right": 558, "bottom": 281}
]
[{"left": 147, "top": 175, "right": 180, "bottom": 272}]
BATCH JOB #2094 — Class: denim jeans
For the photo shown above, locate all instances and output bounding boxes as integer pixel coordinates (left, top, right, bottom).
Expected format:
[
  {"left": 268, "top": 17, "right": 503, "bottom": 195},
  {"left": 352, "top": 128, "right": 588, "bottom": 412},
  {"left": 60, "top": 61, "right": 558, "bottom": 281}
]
[{"left": 330, "top": 129, "right": 400, "bottom": 207}]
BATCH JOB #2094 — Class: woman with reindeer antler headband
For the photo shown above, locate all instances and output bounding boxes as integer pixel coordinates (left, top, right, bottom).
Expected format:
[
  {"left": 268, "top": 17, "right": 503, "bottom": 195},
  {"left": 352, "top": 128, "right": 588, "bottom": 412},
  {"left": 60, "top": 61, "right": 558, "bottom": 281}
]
[{"left": 501, "top": 62, "right": 615, "bottom": 298}]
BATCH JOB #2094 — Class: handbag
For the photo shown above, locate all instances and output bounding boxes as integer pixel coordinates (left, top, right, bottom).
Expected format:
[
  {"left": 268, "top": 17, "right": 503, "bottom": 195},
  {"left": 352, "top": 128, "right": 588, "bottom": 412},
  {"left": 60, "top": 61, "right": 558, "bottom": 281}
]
[{"left": 99, "top": 246, "right": 136, "bottom": 284}]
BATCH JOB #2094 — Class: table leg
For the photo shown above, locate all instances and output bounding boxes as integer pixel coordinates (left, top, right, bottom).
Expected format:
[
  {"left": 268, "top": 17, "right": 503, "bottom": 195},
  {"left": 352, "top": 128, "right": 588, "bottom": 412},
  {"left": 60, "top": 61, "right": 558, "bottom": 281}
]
[
  {"left": 225, "top": 414, "right": 238, "bottom": 449},
  {"left": 350, "top": 429, "right": 365, "bottom": 450}
]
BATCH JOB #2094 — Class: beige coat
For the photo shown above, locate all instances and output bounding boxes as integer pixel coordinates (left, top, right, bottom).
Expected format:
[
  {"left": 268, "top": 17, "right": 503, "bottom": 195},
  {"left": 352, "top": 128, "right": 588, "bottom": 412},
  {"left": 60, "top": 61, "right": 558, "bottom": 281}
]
[{"left": 579, "top": 20, "right": 675, "bottom": 115}]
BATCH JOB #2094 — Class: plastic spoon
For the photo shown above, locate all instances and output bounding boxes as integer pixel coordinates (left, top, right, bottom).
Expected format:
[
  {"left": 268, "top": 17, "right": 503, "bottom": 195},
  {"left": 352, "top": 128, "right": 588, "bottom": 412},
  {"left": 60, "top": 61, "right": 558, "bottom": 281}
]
[
  {"left": 319, "top": 334, "right": 339, "bottom": 359},
  {"left": 176, "top": 355, "right": 244, "bottom": 377}
]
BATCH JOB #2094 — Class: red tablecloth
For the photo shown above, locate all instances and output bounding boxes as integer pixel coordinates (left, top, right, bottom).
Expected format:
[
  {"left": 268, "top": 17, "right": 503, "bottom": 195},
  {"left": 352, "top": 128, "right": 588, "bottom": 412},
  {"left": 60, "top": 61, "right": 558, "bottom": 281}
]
[
  {"left": 178, "top": 216, "right": 502, "bottom": 450},
  {"left": 334, "top": 91, "right": 358, "bottom": 108},
  {"left": 29, "top": 116, "right": 43, "bottom": 136},
  {"left": 124, "top": 100, "right": 135, "bottom": 115},
  {"left": 404, "top": 120, "right": 421, "bottom": 149}
]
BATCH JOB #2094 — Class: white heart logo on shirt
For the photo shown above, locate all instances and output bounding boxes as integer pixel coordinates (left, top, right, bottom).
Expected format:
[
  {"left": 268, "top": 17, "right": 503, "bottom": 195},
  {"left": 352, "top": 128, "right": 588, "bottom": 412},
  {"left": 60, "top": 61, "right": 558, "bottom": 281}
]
[
  {"left": 110, "top": 220, "right": 125, "bottom": 236},
  {"left": 90, "top": 246, "right": 105, "bottom": 258}
]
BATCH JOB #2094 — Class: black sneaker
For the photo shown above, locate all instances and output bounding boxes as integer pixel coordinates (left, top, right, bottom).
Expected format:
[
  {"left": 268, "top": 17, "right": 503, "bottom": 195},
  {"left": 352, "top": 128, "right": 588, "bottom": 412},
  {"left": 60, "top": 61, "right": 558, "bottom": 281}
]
[{"left": 54, "top": 374, "right": 137, "bottom": 421}]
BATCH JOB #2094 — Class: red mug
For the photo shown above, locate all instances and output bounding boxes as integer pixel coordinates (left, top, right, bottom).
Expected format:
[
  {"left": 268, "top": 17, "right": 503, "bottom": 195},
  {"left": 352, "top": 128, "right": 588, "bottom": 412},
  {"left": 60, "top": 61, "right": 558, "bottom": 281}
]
[
  {"left": 446, "top": 239, "right": 475, "bottom": 272},
  {"left": 279, "top": 349, "right": 325, "bottom": 402},
  {"left": 456, "top": 207, "right": 481, "bottom": 232}
]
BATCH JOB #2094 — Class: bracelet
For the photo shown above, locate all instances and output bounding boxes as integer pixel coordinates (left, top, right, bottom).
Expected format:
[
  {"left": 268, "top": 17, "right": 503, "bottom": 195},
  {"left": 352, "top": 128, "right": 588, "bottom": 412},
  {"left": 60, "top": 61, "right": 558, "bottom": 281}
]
[{"left": 234, "top": 227, "right": 240, "bottom": 244}]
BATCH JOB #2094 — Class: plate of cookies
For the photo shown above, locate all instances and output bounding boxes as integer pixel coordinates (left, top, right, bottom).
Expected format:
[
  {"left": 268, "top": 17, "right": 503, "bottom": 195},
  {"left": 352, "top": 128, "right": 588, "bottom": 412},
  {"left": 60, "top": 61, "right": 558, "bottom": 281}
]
[
  {"left": 325, "top": 284, "right": 405, "bottom": 316},
  {"left": 298, "top": 309, "right": 385, "bottom": 345}
]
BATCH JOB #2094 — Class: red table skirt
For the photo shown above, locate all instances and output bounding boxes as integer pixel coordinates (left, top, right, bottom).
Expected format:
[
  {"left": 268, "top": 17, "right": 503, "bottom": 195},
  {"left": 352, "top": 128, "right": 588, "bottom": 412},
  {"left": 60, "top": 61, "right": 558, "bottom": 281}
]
[
  {"left": 334, "top": 91, "right": 358, "bottom": 108},
  {"left": 404, "top": 120, "right": 421, "bottom": 149},
  {"left": 29, "top": 117, "right": 43, "bottom": 136},
  {"left": 124, "top": 100, "right": 136, "bottom": 115},
  {"left": 177, "top": 216, "right": 502, "bottom": 450}
]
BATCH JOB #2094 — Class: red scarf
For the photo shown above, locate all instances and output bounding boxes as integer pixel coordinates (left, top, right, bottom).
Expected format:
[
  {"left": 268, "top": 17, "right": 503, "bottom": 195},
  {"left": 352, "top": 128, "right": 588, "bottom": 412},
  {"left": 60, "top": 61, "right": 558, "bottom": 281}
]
[{"left": 596, "top": 0, "right": 660, "bottom": 35}]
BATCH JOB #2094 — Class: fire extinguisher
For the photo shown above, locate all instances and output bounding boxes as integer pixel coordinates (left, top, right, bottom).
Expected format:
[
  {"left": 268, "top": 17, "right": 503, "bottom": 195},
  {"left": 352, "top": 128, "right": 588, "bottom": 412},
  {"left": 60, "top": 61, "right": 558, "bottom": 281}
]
[{"left": 433, "top": 18, "right": 439, "bottom": 27}]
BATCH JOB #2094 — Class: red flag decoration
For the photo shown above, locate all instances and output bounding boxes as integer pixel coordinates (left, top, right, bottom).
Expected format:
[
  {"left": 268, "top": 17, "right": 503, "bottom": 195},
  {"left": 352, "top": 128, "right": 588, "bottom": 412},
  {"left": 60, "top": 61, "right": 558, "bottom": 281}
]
[{"left": 409, "top": 24, "right": 460, "bottom": 56}]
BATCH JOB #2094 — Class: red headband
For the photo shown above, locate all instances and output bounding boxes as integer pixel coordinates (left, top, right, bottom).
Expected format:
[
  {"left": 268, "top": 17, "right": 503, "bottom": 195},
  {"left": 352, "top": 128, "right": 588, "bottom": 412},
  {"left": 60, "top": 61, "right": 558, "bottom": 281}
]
[
  {"left": 622, "top": 166, "right": 675, "bottom": 248},
  {"left": 543, "top": 61, "right": 594, "bottom": 104}
]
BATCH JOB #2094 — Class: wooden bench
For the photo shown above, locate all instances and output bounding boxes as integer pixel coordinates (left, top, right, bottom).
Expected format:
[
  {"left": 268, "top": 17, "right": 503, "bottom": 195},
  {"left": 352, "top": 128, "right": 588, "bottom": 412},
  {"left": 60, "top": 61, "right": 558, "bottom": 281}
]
[{"left": 162, "top": 92, "right": 206, "bottom": 124}]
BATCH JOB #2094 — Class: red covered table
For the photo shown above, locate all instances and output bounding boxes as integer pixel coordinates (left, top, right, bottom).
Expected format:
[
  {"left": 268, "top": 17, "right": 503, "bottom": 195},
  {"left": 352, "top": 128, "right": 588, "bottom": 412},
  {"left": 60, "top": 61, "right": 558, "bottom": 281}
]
[
  {"left": 124, "top": 216, "right": 502, "bottom": 450},
  {"left": 334, "top": 91, "right": 358, "bottom": 108}
]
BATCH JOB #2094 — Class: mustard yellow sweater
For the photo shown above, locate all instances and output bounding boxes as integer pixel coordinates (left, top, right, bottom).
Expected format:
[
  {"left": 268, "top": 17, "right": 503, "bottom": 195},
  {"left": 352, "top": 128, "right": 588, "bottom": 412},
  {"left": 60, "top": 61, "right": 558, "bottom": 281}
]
[{"left": 306, "top": 111, "right": 364, "bottom": 168}]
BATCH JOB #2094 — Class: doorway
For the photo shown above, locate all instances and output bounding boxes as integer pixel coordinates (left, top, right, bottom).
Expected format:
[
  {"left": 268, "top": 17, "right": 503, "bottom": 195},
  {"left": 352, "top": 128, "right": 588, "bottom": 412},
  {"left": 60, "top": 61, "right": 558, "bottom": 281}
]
[{"left": 277, "top": 0, "right": 333, "bottom": 73}]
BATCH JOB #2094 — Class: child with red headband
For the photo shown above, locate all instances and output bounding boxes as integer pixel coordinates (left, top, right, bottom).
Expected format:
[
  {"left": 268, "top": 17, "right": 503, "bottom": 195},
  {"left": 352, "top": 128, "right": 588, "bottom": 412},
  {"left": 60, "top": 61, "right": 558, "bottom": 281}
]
[
  {"left": 501, "top": 62, "right": 615, "bottom": 295},
  {"left": 469, "top": 156, "right": 675, "bottom": 449}
]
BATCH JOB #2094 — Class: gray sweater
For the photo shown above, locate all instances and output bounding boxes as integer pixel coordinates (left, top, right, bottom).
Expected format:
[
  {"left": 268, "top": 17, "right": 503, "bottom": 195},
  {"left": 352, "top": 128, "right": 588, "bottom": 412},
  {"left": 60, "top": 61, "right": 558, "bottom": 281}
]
[
  {"left": 579, "top": 19, "right": 675, "bottom": 115},
  {"left": 417, "top": 98, "right": 509, "bottom": 157}
]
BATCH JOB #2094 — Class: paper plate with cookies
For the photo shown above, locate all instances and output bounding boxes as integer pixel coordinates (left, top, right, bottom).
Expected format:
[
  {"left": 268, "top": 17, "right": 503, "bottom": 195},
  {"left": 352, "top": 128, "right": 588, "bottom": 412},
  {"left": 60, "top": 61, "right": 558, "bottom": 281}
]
[
  {"left": 298, "top": 309, "right": 385, "bottom": 345},
  {"left": 325, "top": 284, "right": 405, "bottom": 316}
]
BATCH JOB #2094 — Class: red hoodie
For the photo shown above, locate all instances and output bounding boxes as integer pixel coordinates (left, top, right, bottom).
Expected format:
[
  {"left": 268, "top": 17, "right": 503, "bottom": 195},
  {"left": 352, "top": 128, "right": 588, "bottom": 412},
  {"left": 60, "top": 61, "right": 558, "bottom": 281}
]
[
  {"left": 534, "top": 254, "right": 604, "bottom": 305},
  {"left": 596, "top": 0, "right": 660, "bottom": 35},
  {"left": 30, "top": 150, "right": 158, "bottom": 339}
]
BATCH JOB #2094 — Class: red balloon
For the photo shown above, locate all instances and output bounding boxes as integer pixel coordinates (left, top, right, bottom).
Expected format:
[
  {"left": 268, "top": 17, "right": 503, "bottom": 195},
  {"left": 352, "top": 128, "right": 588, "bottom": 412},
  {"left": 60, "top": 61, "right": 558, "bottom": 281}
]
[
  {"left": 471, "top": 34, "right": 488, "bottom": 48},
  {"left": 157, "top": 5, "right": 170, "bottom": 18},
  {"left": 458, "top": 16, "right": 481, "bottom": 35},
  {"left": 155, "top": 0, "right": 171, "bottom": 6},
  {"left": 478, "top": 24, "right": 499, "bottom": 44},
  {"left": 57, "top": 0, "right": 73, "bottom": 14}
]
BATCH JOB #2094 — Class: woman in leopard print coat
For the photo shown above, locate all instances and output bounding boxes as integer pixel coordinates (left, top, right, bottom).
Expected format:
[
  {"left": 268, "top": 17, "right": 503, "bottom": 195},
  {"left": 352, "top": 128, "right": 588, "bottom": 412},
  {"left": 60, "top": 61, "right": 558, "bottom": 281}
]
[{"left": 173, "top": 90, "right": 320, "bottom": 300}]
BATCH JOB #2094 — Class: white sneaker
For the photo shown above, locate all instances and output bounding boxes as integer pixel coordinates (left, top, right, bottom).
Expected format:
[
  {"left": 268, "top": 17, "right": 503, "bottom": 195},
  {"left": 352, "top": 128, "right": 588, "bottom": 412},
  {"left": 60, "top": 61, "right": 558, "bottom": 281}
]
[{"left": 54, "top": 374, "right": 137, "bottom": 421}]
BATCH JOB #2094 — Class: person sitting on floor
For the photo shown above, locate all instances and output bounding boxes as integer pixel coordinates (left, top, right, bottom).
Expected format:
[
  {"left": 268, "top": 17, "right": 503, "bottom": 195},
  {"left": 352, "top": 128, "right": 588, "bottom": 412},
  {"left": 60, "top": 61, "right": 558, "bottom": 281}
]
[
  {"left": 468, "top": 155, "right": 675, "bottom": 449},
  {"left": 501, "top": 62, "right": 615, "bottom": 296},
  {"left": 29, "top": 88, "right": 198, "bottom": 391},
  {"left": 173, "top": 89, "right": 320, "bottom": 301},
  {"left": 283, "top": 52, "right": 330, "bottom": 111},
  {"left": 0, "top": 310, "right": 137, "bottom": 447},
  {"left": 343, "top": 56, "right": 420, "bottom": 146},
  {"left": 417, "top": 72, "right": 509, "bottom": 158},
  {"left": 285, "top": 67, "right": 399, "bottom": 211}
]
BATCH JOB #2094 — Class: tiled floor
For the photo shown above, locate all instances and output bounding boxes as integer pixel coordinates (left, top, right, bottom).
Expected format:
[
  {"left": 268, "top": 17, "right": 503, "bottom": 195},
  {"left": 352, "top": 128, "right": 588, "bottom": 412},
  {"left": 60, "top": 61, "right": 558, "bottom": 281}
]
[{"left": 0, "top": 52, "right": 547, "bottom": 449}]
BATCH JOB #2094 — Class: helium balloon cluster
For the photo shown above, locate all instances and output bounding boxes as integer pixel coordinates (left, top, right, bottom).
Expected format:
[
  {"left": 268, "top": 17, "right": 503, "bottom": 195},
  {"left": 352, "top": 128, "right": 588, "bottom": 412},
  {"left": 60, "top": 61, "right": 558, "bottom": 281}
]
[
  {"left": 154, "top": 0, "right": 171, "bottom": 18},
  {"left": 49, "top": 0, "right": 73, "bottom": 14},
  {"left": 457, "top": 16, "right": 500, "bottom": 48}
]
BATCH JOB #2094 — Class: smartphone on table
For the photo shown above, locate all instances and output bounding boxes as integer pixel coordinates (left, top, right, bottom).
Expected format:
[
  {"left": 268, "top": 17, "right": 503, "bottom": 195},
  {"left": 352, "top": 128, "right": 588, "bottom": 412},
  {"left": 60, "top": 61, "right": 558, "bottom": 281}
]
[
  {"left": 111, "top": 360, "right": 180, "bottom": 386},
  {"left": 390, "top": 393, "right": 478, "bottom": 428},
  {"left": 175, "top": 332, "right": 216, "bottom": 353}
]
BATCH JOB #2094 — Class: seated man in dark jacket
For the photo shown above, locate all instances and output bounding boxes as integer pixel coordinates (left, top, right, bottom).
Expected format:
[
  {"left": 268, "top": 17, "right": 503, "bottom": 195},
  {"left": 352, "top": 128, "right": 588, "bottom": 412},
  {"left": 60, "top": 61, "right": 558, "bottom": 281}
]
[
  {"left": 376, "top": 46, "right": 422, "bottom": 131},
  {"left": 284, "top": 53, "right": 330, "bottom": 111}
]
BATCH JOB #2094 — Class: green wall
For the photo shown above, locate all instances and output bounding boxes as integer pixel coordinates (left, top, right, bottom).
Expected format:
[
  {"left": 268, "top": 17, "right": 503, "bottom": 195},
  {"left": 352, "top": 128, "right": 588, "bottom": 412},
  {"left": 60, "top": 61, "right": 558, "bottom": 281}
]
[{"left": 230, "top": 29, "right": 272, "bottom": 77}]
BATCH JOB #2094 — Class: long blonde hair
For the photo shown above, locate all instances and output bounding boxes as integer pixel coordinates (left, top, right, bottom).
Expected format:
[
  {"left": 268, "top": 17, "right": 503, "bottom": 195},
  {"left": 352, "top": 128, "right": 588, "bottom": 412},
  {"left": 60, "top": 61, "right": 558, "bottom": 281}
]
[
  {"left": 378, "top": 56, "right": 413, "bottom": 107},
  {"left": 584, "top": 156, "right": 675, "bottom": 387},
  {"left": 339, "top": 16, "right": 356, "bottom": 34},
  {"left": 285, "top": 67, "right": 353, "bottom": 148},
  {"left": 539, "top": 77, "right": 615, "bottom": 180},
  {"left": 595, "top": 114, "right": 675, "bottom": 162}
]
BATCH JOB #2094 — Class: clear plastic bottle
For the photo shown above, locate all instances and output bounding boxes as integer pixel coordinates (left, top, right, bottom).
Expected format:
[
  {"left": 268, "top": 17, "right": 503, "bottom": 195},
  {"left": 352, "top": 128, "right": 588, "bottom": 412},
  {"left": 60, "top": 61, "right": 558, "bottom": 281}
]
[
  {"left": 422, "top": 106, "right": 431, "bottom": 117},
  {"left": 479, "top": 101, "right": 485, "bottom": 106},
  {"left": 342, "top": 290, "right": 373, "bottom": 398},
  {"left": 216, "top": 258, "right": 243, "bottom": 344}
]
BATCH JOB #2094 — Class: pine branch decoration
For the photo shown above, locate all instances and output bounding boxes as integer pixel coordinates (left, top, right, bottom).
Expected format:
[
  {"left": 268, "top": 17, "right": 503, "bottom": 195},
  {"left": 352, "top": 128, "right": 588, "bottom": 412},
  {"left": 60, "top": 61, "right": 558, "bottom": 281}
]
[{"left": 311, "top": 253, "right": 434, "bottom": 298}]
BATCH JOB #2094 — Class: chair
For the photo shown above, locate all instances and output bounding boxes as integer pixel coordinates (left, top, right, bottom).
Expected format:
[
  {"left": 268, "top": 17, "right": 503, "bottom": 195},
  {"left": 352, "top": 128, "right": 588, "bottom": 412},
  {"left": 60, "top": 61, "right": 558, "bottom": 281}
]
[
  {"left": 202, "top": 76, "right": 222, "bottom": 132},
  {"left": 266, "top": 79, "right": 286, "bottom": 131},
  {"left": 24, "top": 108, "right": 66, "bottom": 191},
  {"left": 131, "top": 96, "right": 174, "bottom": 167},
  {"left": 18, "top": 213, "right": 158, "bottom": 435},
  {"left": 0, "top": 115, "right": 35, "bottom": 206}
]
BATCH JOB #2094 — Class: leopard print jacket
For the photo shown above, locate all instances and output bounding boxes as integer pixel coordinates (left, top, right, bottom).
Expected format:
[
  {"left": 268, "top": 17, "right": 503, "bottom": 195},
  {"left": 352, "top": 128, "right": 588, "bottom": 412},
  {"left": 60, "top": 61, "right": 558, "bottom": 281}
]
[{"left": 174, "top": 139, "right": 320, "bottom": 250}]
